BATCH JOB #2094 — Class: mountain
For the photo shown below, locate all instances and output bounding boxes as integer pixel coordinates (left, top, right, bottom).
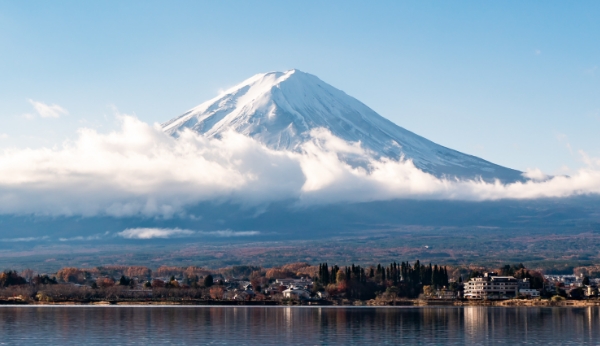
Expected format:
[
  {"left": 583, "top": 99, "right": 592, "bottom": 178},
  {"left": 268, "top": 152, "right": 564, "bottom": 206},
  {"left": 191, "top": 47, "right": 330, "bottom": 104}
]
[{"left": 162, "top": 69, "right": 522, "bottom": 182}]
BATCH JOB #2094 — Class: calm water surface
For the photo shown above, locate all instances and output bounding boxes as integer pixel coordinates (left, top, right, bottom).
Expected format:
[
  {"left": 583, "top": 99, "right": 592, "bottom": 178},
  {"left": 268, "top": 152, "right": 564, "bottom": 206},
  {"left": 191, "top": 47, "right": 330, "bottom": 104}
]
[{"left": 0, "top": 306, "right": 599, "bottom": 345}]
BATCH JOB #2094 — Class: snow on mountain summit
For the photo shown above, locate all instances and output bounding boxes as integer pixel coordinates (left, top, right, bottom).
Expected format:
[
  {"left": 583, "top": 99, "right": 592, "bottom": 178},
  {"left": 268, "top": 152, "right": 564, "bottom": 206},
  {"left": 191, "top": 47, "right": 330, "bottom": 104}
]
[{"left": 162, "top": 69, "right": 522, "bottom": 182}]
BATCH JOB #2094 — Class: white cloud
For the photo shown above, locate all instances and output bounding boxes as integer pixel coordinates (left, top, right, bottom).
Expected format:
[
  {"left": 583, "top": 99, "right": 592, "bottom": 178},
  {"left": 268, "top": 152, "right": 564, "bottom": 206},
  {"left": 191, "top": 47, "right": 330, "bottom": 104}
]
[
  {"left": 198, "top": 230, "right": 260, "bottom": 237},
  {"left": 522, "top": 168, "right": 548, "bottom": 181},
  {"left": 117, "top": 228, "right": 260, "bottom": 239},
  {"left": 0, "top": 115, "right": 303, "bottom": 217},
  {"left": 118, "top": 228, "right": 195, "bottom": 239},
  {"left": 580, "top": 150, "right": 600, "bottom": 167},
  {"left": 0, "top": 115, "right": 598, "bottom": 218},
  {"left": 59, "top": 232, "right": 109, "bottom": 242},
  {"left": 0, "top": 236, "right": 48, "bottom": 242},
  {"left": 0, "top": 134, "right": 8, "bottom": 140},
  {"left": 27, "top": 99, "right": 69, "bottom": 118}
]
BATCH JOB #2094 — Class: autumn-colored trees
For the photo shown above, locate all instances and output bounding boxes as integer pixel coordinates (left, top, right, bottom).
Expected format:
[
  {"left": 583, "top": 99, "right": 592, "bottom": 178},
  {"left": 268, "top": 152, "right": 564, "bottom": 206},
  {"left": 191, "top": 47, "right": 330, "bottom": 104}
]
[
  {"left": 184, "top": 266, "right": 211, "bottom": 278},
  {"left": 96, "top": 277, "right": 115, "bottom": 288},
  {"left": 125, "top": 266, "right": 152, "bottom": 279},
  {"left": 156, "top": 266, "right": 185, "bottom": 278},
  {"left": 209, "top": 286, "right": 224, "bottom": 299},
  {"left": 21, "top": 269, "right": 35, "bottom": 281},
  {"left": 263, "top": 263, "right": 318, "bottom": 280},
  {"left": 265, "top": 268, "right": 294, "bottom": 279},
  {"left": 151, "top": 279, "right": 165, "bottom": 288},
  {"left": 513, "top": 268, "right": 545, "bottom": 289},
  {"left": 56, "top": 268, "right": 88, "bottom": 284}
]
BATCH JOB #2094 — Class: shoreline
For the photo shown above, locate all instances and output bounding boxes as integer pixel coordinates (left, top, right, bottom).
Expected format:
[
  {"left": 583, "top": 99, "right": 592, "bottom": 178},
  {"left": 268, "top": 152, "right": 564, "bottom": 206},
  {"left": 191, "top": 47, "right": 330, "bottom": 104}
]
[{"left": 3, "top": 298, "right": 600, "bottom": 307}]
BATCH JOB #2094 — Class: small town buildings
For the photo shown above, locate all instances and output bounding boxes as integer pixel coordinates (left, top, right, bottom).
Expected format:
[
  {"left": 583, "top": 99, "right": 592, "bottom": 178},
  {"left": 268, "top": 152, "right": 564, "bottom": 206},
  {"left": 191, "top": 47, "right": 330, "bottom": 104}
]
[
  {"left": 464, "top": 273, "right": 519, "bottom": 299},
  {"left": 519, "top": 288, "right": 540, "bottom": 298},
  {"left": 263, "top": 286, "right": 282, "bottom": 295},
  {"left": 275, "top": 278, "right": 313, "bottom": 290},
  {"left": 518, "top": 278, "right": 530, "bottom": 290},
  {"left": 436, "top": 288, "right": 456, "bottom": 299},
  {"left": 543, "top": 274, "right": 582, "bottom": 287},
  {"left": 544, "top": 281, "right": 557, "bottom": 294},
  {"left": 233, "top": 289, "right": 255, "bottom": 301}
]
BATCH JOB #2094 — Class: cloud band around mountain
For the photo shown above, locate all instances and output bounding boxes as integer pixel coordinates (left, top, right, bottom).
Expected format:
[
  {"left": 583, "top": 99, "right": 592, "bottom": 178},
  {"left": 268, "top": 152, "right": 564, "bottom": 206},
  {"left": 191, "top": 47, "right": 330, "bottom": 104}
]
[{"left": 0, "top": 115, "right": 598, "bottom": 218}]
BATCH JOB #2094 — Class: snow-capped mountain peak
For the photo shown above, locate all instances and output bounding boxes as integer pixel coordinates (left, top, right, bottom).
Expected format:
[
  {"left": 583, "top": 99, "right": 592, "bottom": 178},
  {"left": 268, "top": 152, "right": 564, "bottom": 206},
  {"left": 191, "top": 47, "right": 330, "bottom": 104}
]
[{"left": 163, "top": 69, "right": 522, "bottom": 182}]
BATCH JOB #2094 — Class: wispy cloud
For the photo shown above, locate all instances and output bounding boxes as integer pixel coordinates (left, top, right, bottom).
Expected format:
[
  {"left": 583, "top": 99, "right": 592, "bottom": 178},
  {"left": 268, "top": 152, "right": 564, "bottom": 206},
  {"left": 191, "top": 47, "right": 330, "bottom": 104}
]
[
  {"left": 579, "top": 150, "right": 600, "bottom": 167},
  {"left": 118, "top": 228, "right": 195, "bottom": 239},
  {"left": 198, "top": 230, "right": 260, "bottom": 237},
  {"left": 521, "top": 168, "right": 548, "bottom": 181},
  {"left": 59, "top": 233, "right": 109, "bottom": 242},
  {"left": 117, "top": 227, "right": 260, "bottom": 239},
  {"left": 27, "top": 99, "right": 68, "bottom": 118},
  {"left": 0, "top": 134, "right": 8, "bottom": 140},
  {"left": 0, "top": 236, "right": 49, "bottom": 242},
  {"left": 556, "top": 133, "right": 573, "bottom": 155}
]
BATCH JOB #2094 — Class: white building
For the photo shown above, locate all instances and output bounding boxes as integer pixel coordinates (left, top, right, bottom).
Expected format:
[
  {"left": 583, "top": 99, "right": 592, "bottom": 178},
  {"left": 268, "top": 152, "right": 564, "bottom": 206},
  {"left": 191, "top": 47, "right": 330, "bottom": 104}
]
[
  {"left": 464, "top": 273, "right": 519, "bottom": 299},
  {"left": 282, "top": 286, "right": 310, "bottom": 300},
  {"left": 585, "top": 285, "right": 598, "bottom": 297},
  {"left": 316, "top": 291, "right": 329, "bottom": 299}
]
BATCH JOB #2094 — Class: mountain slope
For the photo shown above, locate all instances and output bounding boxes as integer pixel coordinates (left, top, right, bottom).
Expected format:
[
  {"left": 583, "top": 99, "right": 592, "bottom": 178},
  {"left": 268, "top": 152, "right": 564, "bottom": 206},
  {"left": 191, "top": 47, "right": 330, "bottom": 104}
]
[{"left": 163, "top": 69, "right": 522, "bottom": 182}]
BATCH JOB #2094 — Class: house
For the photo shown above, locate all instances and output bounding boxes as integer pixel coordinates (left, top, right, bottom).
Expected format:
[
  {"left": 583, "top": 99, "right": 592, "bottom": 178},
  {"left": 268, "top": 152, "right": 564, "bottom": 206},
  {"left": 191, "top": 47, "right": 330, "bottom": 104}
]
[
  {"left": 464, "top": 272, "right": 518, "bottom": 299},
  {"left": 282, "top": 286, "right": 310, "bottom": 300},
  {"left": 585, "top": 285, "right": 598, "bottom": 297}
]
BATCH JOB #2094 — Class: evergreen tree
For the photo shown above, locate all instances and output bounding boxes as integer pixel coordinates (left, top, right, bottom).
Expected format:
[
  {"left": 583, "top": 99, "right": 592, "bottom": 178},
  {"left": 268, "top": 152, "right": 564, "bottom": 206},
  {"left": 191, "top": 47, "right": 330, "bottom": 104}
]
[
  {"left": 204, "top": 274, "right": 214, "bottom": 287},
  {"left": 119, "top": 275, "right": 131, "bottom": 286},
  {"left": 443, "top": 267, "right": 449, "bottom": 286}
]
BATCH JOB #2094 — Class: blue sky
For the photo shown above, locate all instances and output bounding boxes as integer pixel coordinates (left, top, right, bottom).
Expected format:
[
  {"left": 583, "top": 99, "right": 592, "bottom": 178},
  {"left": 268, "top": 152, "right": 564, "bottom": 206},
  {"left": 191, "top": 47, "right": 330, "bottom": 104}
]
[{"left": 1, "top": 1, "right": 598, "bottom": 174}]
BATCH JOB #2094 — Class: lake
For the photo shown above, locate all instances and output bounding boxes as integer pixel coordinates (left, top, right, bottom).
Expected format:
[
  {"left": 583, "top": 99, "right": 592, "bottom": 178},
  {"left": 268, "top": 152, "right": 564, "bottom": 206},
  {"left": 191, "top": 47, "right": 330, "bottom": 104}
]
[{"left": 0, "top": 306, "right": 598, "bottom": 345}]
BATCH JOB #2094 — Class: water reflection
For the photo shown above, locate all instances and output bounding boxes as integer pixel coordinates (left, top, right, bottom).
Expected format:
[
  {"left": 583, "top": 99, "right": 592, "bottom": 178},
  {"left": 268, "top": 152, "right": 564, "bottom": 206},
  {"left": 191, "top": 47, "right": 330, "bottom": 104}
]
[{"left": 0, "top": 306, "right": 598, "bottom": 345}]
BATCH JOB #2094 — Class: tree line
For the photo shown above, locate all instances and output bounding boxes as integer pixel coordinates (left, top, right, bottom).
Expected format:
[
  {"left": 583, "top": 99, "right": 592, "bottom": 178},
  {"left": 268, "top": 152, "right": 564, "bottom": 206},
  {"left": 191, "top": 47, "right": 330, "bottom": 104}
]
[{"left": 317, "top": 261, "right": 450, "bottom": 299}]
